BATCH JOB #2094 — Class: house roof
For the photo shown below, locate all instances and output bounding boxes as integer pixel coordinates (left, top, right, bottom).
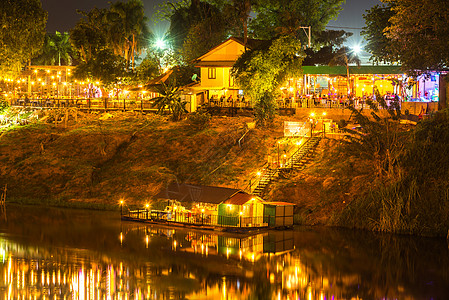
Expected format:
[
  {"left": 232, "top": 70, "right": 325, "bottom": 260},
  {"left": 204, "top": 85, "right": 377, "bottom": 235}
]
[
  {"left": 194, "top": 37, "right": 271, "bottom": 67},
  {"left": 222, "top": 193, "right": 264, "bottom": 206},
  {"left": 264, "top": 201, "right": 295, "bottom": 206},
  {"left": 195, "top": 61, "right": 236, "bottom": 67},
  {"left": 302, "top": 65, "right": 404, "bottom": 75},
  {"left": 155, "top": 183, "right": 243, "bottom": 204}
]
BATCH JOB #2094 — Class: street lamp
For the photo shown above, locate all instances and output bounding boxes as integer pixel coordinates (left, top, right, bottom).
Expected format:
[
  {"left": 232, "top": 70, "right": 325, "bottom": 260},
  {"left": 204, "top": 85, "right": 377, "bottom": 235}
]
[
  {"left": 145, "top": 203, "right": 149, "bottom": 220},
  {"left": 239, "top": 211, "right": 243, "bottom": 228},
  {"left": 119, "top": 200, "right": 124, "bottom": 216}
]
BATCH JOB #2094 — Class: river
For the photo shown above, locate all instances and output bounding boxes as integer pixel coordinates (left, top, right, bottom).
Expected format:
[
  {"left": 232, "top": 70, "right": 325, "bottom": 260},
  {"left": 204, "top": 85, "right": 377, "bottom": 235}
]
[{"left": 0, "top": 205, "right": 448, "bottom": 299}]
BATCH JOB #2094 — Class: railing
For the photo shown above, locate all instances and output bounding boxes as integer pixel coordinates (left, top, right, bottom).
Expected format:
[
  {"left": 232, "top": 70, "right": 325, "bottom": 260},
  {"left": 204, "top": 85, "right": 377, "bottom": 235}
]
[
  {"left": 11, "top": 98, "right": 157, "bottom": 111},
  {"left": 123, "top": 209, "right": 268, "bottom": 228}
]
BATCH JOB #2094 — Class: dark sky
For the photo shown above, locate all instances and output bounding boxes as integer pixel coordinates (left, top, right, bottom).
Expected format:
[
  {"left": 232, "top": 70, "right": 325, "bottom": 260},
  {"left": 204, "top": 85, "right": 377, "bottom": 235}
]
[{"left": 42, "top": 0, "right": 381, "bottom": 57}]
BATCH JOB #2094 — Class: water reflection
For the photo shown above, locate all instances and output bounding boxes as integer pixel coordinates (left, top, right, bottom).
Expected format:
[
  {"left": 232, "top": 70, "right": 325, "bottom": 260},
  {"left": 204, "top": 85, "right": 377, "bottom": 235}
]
[{"left": 0, "top": 205, "right": 448, "bottom": 299}]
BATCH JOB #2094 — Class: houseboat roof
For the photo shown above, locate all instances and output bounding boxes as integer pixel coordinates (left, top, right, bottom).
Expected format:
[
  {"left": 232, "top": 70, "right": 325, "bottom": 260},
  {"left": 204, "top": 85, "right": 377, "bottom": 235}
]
[
  {"left": 264, "top": 201, "right": 295, "bottom": 206},
  {"left": 222, "top": 193, "right": 264, "bottom": 206},
  {"left": 155, "top": 183, "right": 243, "bottom": 204}
]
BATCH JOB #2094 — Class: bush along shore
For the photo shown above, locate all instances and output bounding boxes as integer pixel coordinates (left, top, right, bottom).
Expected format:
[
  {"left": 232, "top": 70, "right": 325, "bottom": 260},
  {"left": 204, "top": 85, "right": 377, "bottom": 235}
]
[{"left": 1, "top": 104, "right": 449, "bottom": 237}]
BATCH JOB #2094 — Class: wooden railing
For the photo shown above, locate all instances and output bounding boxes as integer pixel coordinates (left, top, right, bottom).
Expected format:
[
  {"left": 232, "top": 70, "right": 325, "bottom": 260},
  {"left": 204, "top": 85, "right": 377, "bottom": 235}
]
[{"left": 123, "top": 209, "right": 268, "bottom": 228}]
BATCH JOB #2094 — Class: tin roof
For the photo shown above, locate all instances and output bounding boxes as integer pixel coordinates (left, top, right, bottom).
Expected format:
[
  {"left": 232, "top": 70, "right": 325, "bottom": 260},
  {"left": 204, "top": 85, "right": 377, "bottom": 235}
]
[
  {"left": 264, "top": 201, "right": 295, "bottom": 206},
  {"left": 302, "top": 65, "right": 404, "bottom": 75}
]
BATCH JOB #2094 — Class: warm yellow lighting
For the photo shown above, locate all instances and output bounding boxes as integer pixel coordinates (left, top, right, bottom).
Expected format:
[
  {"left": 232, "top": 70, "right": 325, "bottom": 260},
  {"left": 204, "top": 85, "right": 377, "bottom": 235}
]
[
  {"left": 310, "top": 112, "right": 315, "bottom": 117},
  {"left": 120, "top": 200, "right": 124, "bottom": 205},
  {"left": 63, "top": 82, "right": 67, "bottom": 86},
  {"left": 145, "top": 203, "right": 149, "bottom": 209},
  {"left": 289, "top": 87, "right": 294, "bottom": 92},
  {"left": 256, "top": 171, "right": 261, "bottom": 176},
  {"left": 322, "top": 112, "right": 327, "bottom": 116},
  {"left": 34, "top": 70, "right": 38, "bottom": 73},
  {"left": 239, "top": 211, "right": 243, "bottom": 216},
  {"left": 51, "top": 76, "right": 54, "bottom": 79},
  {"left": 201, "top": 208, "right": 205, "bottom": 213},
  {"left": 52, "top": 82, "right": 56, "bottom": 86}
]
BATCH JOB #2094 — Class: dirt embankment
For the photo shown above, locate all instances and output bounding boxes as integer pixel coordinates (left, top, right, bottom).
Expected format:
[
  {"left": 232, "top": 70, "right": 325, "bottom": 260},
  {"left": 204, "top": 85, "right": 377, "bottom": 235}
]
[
  {"left": 0, "top": 112, "right": 284, "bottom": 208},
  {"left": 1, "top": 109, "right": 376, "bottom": 225}
]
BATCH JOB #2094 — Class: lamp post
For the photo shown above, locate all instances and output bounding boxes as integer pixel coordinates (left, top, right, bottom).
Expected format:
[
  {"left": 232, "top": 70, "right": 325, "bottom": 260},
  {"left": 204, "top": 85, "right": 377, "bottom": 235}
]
[
  {"left": 120, "top": 200, "right": 124, "bottom": 216},
  {"left": 201, "top": 208, "right": 205, "bottom": 225},
  {"left": 239, "top": 211, "right": 243, "bottom": 228},
  {"left": 145, "top": 203, "right": 149, "bottom": 220}
]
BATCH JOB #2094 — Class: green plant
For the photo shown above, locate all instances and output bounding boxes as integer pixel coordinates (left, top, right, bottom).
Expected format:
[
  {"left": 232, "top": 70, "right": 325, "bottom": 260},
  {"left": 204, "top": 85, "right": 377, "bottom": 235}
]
[
  {"left": 186, "top": 110, "right": 211, "bottom": 130},
  {"left": 152, "top": 80, "right": 187, "bottom": 121}
]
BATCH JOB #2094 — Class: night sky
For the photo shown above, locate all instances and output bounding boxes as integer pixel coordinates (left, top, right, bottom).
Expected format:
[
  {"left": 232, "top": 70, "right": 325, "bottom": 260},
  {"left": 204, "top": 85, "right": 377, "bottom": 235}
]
[{"left": 42, "top": 0, "right": 381, "bottom": 60}]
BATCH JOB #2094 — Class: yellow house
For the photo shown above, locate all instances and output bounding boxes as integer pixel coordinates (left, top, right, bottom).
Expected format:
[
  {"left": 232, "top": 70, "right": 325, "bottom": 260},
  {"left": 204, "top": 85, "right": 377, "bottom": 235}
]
[{"left": 189, "top": 37, "right": 266, "bottom": 109}]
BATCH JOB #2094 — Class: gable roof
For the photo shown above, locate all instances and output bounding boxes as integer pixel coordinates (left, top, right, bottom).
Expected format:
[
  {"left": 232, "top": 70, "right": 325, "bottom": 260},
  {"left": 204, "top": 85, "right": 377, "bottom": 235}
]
[
  {"left": 222, "top": 193, "right": 264, "bottom": 206},
  {"left": 155, "top": 183, "right": 243, "bottom": 205},
  {"left": 194, "top": 37, "right": 271, "bottom": 67}
]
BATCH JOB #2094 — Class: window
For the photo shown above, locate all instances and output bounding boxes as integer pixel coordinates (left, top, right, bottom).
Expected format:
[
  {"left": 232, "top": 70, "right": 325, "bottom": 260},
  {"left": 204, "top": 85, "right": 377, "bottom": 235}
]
[{"left": 208, "top": 68, "right": 216, "bottom": 79}]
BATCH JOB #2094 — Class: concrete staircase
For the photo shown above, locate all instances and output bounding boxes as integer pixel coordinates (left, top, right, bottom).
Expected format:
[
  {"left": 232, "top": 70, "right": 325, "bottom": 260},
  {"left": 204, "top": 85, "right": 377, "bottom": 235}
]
[{"left": 251, "top": 136, "right": 321, "bottom": 197}]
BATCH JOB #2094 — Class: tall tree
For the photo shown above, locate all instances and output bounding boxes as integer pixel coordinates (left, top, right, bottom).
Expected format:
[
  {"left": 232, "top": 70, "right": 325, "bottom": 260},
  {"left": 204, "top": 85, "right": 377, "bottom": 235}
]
[
  {"left": 163, "top": 0, "right": 230, "bottom": 63},
  {"left": 70, "top": 8, "right": 108, "bottom": 63},
  {"left": 0, "top": 0, "right": 47, "bottom": 78},
  {"left": 361, "top": 3, "right": 396, "bottom": 64},
  {"left": 250, "top": 0, "right": 345, "bottom": 44},
  {"left": 106, "top": 0, "right": 150, "bottom": 70},
  {"left": 384, "top": 0, "right": 449, "bottom": 72},
  {"left": 232, "top": 35, "right": 304, "bottom": 126}
]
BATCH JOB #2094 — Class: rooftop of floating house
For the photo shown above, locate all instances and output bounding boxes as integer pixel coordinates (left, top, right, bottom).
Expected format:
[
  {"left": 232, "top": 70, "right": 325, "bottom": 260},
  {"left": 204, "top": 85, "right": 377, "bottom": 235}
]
[{"left": 155, "top": 182, "right": 251, "bottom": 205}]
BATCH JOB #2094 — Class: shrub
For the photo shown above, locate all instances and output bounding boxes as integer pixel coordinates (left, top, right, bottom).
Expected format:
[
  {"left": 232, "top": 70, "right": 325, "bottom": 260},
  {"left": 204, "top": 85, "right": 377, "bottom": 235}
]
[{"left": 186, "top": 110, "right": 211, "bottom": 130}]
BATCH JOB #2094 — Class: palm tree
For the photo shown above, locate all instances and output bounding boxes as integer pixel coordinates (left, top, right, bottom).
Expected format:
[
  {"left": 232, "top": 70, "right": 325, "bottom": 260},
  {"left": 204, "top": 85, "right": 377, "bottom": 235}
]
[
  {"left": 34, "top": 32, "right": 73, "bottom": 66},
  {"left": 151, "top": 80, "right": 187, "bottom": 121},
  {"left": 329, "top": 46, "right": 361, "bottom": 95},
  {"left": 106, "top": 0, "right": 149, "bottom": 70},
  {"left": 232, "top": 0, "right": 252, "bottom": 48}
]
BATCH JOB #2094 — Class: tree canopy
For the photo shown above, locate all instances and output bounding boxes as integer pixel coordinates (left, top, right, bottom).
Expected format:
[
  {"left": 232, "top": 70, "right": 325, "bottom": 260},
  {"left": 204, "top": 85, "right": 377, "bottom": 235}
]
[
  {"left": 232, "top": 35, "right": 304, "bottom": 126},
  {"left": 0, "top": 0, "right": 47, "bottom": 78},
  {"left": 363, "top": 0, "right": 449, "bottom": 72},
  {"left": 250, "top": 0, "right": 345, "bottom": 43},
  {"left": 361, "top": 3, "right": 396, "bottom": 64},
  {"left": 33, "top": 32, "right": 74, "bottom": 66}
]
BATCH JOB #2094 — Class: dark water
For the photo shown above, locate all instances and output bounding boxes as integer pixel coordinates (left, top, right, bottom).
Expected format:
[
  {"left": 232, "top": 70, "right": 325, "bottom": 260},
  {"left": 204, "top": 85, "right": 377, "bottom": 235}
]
[{"left": 0, "top": 205, "right": 448, "bottom": 299}]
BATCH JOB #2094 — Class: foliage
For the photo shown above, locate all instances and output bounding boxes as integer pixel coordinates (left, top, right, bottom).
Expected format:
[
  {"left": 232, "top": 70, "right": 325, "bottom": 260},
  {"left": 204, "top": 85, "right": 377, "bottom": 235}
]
[
  {"left": 186, "top": 109, "right": 211, "bottom": 130},
  {"left": 72, "top": 49, "right": 129, "bottom": 86},
  {"left": 33, "top": 32, "right": 74, "bottom": 66},
  {"left": 0, "top": 95, "right": 9, "bottom": 113},
  {"left": 361, "top": 3, "right": 397, "bottom": 64},
  {"left": 105, "top": 0, "right": 151, "bottom": 70},
  {"left": 253, "top": 91, "right": 277, "bottom": 127},
  {"left": 152, "top": 80, "right": 187, "bottom": 121},
  {"left": 134, "top": 53, "right": 160, "bottom": 83},
  {"left": 378, "top": 0, "right": 449, "bottom": 72},
  {"left": 0, "top": 0, "right": 47, "bottom": 78},
  {"left": 70, "top": 8, "right": 108, "bottom": 63},
  {"left": 70, "top": 0, "right": 151, "bottom": 83},
  {"left": 341, "top": 89, "right": 404, "bottom": 179},
  {"left": 232, "top": 35, "right": 304, "bottom": 126},
  {"left": 250, "top": 0, "right": 345, "bottom": 42},
  {"left": 162, "top": 0, "right": 232, "bottom": 64}
]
